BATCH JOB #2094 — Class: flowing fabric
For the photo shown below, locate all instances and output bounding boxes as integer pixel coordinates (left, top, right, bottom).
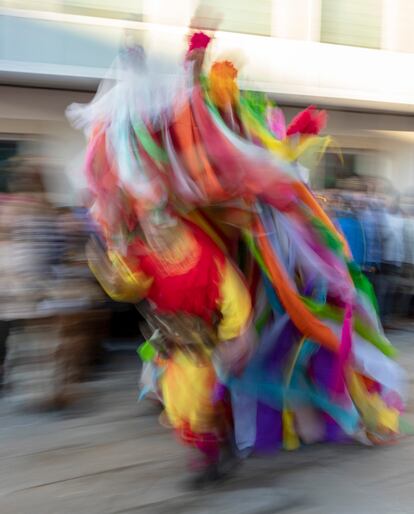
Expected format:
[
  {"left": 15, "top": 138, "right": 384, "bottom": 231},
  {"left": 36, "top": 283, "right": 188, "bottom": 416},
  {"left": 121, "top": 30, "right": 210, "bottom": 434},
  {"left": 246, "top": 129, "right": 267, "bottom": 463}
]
[{"left": 70, "top": 39, "right": 407, "bottom": 456}]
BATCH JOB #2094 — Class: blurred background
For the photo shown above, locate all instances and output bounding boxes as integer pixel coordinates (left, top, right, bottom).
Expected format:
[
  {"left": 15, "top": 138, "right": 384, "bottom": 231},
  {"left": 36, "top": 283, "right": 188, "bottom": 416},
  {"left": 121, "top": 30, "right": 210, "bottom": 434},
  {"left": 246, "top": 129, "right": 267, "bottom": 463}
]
[
  {"left": 1, "top": 0, "right": 414, "bottom": 394},
  {"left": 2, "top": 3, "right": 414, "bottom": 512},
  {"left": 2, "top": 0, "right": 414, "bottom": 199}
]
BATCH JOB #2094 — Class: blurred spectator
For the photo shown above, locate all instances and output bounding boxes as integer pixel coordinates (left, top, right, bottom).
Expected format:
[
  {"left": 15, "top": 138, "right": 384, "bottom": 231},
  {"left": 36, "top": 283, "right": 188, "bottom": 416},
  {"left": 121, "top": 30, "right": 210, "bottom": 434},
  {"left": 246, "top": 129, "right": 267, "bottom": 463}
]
[
  {"left": 377, "top": 196, "right": 404, "bottom": 323},
  {"left": 1, "top": 165, "right": 107, "bottom": 409},
  {"left": 0, "top": 177, "right": 60, "bottom": 405},
  {"left": 382, "top": 195, "right": 405, "bottom": 268},
  {"left": 333, "top": 196, "right": 366, "bottom": 267},
  {"left": 49, "top": 207, "right": 108, "bottom": 407},
  {"left": 403, "top": 210, "right": 414, "bottom": 272},
  {"left": 358, "top": 200, "right": 382, "bottom": 272},
  {"left": 0, "top": 194, "right": 14, "bottom": 385},
  {"left": 357, "top": 199, "right": 384, "bottom": 305},
  {"left": 395, "top": 208, "right": 414, "bottom": 317},
  {"left": 320, "top": 189, "right": 411, "bottom": 325}
]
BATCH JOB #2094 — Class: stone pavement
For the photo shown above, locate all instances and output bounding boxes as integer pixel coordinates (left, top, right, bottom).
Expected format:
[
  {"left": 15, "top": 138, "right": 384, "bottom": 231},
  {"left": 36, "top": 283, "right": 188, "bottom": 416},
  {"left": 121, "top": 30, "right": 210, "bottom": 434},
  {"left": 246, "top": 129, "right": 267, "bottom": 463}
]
[{"left": 0, "top": 332, "right": 414, "bottom": 514}]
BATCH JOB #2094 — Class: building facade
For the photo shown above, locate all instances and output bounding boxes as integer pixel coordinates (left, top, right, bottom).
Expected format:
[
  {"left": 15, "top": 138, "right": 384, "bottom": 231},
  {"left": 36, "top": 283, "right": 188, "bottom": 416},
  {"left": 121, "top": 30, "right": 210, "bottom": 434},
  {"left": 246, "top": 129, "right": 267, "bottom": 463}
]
[{"left": 1, "top": 0, "right": 414, "bottom": 200}]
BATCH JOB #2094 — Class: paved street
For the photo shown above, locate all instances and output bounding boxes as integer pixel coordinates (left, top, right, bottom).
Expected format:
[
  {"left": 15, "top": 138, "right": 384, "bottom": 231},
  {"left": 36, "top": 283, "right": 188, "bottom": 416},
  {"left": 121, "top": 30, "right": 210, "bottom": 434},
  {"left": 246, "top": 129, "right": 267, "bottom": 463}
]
[{"left": 1, "top": 331, "right": 414, "bottom": 514}]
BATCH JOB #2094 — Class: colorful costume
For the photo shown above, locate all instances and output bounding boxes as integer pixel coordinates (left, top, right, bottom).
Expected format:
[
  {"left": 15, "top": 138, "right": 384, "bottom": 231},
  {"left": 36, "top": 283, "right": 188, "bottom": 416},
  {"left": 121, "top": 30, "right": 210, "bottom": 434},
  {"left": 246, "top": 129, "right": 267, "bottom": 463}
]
[
  {"left": 69, "top": 31, "right": 407, "bottom": 476},
  {"left": 92, "top": 216, "right": 251, "bottom": 464}
]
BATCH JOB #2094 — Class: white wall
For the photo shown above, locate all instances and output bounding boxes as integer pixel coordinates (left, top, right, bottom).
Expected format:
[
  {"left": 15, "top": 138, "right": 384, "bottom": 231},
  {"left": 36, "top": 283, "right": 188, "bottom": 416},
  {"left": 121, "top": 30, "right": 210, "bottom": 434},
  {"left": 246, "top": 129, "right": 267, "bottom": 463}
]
[{"left": 3, "top": 7, "right": 414, "bottom": 112}]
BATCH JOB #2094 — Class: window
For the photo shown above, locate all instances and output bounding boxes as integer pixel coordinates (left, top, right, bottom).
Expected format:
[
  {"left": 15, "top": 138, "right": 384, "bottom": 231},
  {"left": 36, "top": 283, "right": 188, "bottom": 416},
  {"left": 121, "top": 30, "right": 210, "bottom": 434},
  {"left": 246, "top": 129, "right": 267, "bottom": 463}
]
[
  {"left": 320, "top": 0, "right": 383, "bottom": 49},
  {"left": 197, "top": 0, "right": 272, "bottom": 36},
  {"left": 317, "top": 149, "right": 384, "bottom": 190},
  {"left": 2, "top": 1, "right": 144, "bottom": 21},
  {"left": 0, "top": 141, "right": 17, "bottom": 163},
  {"left": 0, "top": 141, "right": 18, "bottom": 193},
  {"left": 317, "top": 151, "right": 357, "bottom": 189}
]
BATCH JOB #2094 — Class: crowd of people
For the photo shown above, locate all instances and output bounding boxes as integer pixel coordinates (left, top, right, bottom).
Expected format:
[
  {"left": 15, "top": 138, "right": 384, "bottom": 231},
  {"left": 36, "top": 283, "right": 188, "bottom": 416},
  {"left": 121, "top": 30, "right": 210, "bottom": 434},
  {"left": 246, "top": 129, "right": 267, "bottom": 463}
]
[
  {"left": 0, "top": 162, "right": 109, "bottom": 408},
  {"left": 322, "top": 190, "right": 414, "bottom": 325}
]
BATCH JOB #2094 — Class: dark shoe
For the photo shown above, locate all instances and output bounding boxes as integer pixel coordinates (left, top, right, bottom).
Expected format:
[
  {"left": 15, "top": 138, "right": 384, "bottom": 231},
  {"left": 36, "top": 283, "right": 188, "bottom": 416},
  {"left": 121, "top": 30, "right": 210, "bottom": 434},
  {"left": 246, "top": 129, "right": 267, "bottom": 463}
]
[
  {"left": 184, "top": 464, "right": 222, "bottom": 490},
  {"left": 218, "top": 445, "right": 242, "bottom": 477}
]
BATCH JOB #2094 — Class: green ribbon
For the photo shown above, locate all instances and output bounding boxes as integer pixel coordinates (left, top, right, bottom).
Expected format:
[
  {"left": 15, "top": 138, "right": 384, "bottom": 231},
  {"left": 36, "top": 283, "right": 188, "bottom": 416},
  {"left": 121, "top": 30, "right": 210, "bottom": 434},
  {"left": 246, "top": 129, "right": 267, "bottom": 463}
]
[
  {"left": 243, "top": 230, "right": 271, "bottom": 280},
  {"left": 255, "top": 305, "right": 272, "bottom": 334},
  {"left": 302, "top": 297, "right": 396, "bottom": 357},
  {"left": 133, "top": 123, "right": 169, "bottom": 165},
  {"left": 309, "top": 215, "right": 344, "bottom": 256},
  {"left": 137, "top": 340, "right": 157, "bottom": 362},
  {"left": 348, "top": 262, "right": 379, "bottom": 314}
]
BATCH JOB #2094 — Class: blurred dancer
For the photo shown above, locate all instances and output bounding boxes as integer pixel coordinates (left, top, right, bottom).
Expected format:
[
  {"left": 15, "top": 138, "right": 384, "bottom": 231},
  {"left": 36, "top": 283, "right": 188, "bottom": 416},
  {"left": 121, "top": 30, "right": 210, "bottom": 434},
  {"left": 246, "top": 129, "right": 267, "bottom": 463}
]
[
  {"left": 69, "top": 24, "right": 406, "bottom": 489},
  {"left": 88, "top": 212, "right": 253, "bottom": 485}
]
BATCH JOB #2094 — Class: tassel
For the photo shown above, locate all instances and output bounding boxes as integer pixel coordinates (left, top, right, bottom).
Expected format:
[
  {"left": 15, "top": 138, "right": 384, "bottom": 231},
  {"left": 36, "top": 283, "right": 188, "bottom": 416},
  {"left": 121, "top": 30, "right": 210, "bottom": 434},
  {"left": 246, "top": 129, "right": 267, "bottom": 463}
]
[
  {"left": 282, "top": 337, "right": 306, "bottom": 450},
  {"left": 282, "top": 409, "right": 300, "bottom": 450}
]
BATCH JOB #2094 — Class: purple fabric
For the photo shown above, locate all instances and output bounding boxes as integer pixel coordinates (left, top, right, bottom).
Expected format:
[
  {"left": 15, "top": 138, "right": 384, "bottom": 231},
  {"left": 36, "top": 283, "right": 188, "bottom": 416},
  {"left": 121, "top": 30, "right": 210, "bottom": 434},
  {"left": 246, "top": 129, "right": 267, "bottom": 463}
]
[
  {"left": 323, "top": 414, "right": 348, "bottom": 443},
  {"left": 213, "top": 382, "right": 227, "bottom": 404},
  {"left": 254, "top": 402, "right": 282, "bottom": 452},
  {"left": 309, "top": 348, "right": 336, "bottom": 389},
  {"left": 264, "top": 321, "right": 298, "bottom": 373}
]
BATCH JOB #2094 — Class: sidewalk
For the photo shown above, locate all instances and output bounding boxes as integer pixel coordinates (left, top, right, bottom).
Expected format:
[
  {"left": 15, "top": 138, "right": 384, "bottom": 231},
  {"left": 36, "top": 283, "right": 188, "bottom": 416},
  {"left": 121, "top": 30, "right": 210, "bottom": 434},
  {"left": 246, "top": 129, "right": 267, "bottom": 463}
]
[{"left": 0, "top": 334, "right": 413, "bottom": 514}]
